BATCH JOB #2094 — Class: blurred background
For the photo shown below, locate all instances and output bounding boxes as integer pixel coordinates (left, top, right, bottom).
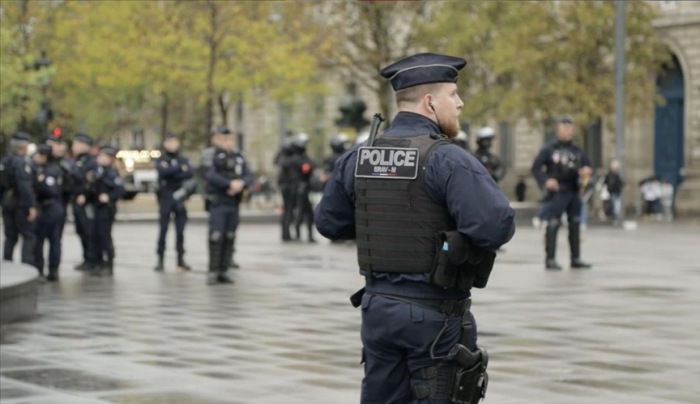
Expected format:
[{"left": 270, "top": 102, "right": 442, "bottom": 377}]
[{"left": 1, "top": 0, "right": 698, "bottom": 215}]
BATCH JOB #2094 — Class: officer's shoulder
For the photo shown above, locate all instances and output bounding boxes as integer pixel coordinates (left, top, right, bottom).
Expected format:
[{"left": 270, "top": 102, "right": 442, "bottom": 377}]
[{"left": 432, "top": 143, "right": 485, "bottom": 174}]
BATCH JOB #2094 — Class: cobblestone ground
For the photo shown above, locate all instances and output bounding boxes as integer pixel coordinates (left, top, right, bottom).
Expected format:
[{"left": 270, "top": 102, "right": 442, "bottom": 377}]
[{"left": 1, "top": 221, "right": 699, "bottom": 404}]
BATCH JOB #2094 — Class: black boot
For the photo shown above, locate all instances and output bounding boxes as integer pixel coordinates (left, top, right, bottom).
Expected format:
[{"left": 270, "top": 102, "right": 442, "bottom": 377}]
[
  {"left": 75, "top": 261, "right": 90, "bottom": 271},
  {"left": 46, "top": 267, "right": 59, "bottom": 282},
  {"left": 222, "top": 236, "right": 235, "bottom": 275},
  {"left": 308, "top": 223, "right": 316, "bottom": 243},
  {"left": 154, "top": 253, "right": 164, "bottom": 272},
  {"left": 177, "top": 253, "right": 191, "bottom": 271},
  {"left": 569, "top": 222, "right": 592, "bottom": 269},
  {"left": 545, "top": 220, "right": 561, "bottom": 270},
  {"left": 218, "top": 273, "right": 234, "bottom": 284},
  {"left": 228, "top": 236, "right": 240, "bottom": 269},
  {"left": 208, "top": 238, "right": 224, "bottom": 285}
]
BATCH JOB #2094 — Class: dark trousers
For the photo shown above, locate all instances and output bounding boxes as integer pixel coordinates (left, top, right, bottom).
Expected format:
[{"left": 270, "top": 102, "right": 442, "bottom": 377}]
[
  {"left": 73, "top": 203, "right": 93, "bottom": 262},
  {"left": 157, "top": 194, "right": 188, "bottom": 255},
  {"left": 280, "top": 184, "right": 297, "bottom": 239},
  {"left": 34, "top": 202, "right": 64, "bottom": 273},
  {"left": 2, "top": 206, "right": 35, "bottom": 265},
  {"left": 360, "top": 293, "right": 477, "bottom": 404},
  {"left": 541, "top": 191, "right": 583, "bottom": 261},
  {"left": 92, "top": 204, "right": 115, "bottom": 264},
  {"left": 208, "top": 203, "right": 239, "bottom": 273},
  {"left": 295, "top": 185, "right": 314, "bottom": 240}
]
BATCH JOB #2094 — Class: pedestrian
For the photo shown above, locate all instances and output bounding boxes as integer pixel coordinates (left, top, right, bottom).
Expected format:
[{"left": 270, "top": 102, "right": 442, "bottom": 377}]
[
  {"left": 86, "top": 146, "right": 125, "bottom": 276},
  {"left": 32, "top": 144, "right": 65, "bottom": 281},
  {"left": 531, "top": 115, "right": 593, "bottom": 270},
  {"left": 660, "top": 179, "right": 674, "bottom": 222},
  {"left": 70, "top": 133, "right": 98, "bottom": 271},
  {"left": 315, "top": 53, "right": 514, "bottom": 403},
  {"left": 1, "top": 132, "right": 37, "bottom": 266},
  {"left": 641, "top": 176, "right": 662, "bottom": 220},
  {"left": 515, "top": 175, "right": 527, "bottom": 202},
  {"left": 603, "top": 159, "right": 624, "bottom": 223},
  {"left": 154, "top": 131, "right": 194, "bottom": 272},
  {"left": 275, "top": 139, "right": 298, "bottom": 242},
  {"left": 203, "top": 126, "right": 253, "bottom": 285},
  {"left": 291, "top": 133, "right": 316, "bottom": 243},
  {"left": 473, "top": 127, "right": 506, "bottom": 183}
]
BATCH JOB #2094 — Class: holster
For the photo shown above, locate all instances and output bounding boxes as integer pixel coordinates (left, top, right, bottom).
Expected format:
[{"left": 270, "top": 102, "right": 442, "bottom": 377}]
[{"left": 431, "top": 231, "right": 496, "bottom": 291}]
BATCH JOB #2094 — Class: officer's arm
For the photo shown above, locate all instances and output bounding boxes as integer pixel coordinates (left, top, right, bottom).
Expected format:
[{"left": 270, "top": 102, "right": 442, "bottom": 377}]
[
  {"left": 154, "top": 157, "right": 181, "bottom": 178},
  {"left": 204, "top": 161, "right": 231, "bottom": 189},
  {"left": 239, "top": 156, "right": 254, "bottom": 188},
  {"left": 103, "top": 173, "right": 126, "bottom": 201},
  {"left": 426, "top": 147, "right": 515, "bottom": 250},
  {"left": 14, "top": 159, "right": 36, "bottom": 208},
  {"left": 530, "top": 147, "right": 550, "bottom": 189},
  {"left": 40, "top": 170, "right": 60, "bottom": 199},
  {"left": 176, "top": 157, "right": 194, "bottom": 181},
  {"left": 314, "top": 151, "right": 356, "bottom": 240}
]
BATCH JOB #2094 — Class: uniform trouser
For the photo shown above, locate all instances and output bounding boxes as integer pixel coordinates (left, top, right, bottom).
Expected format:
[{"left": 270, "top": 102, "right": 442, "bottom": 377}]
[
  {"left": 208, "top": 203, "right": 239, "bottom": 273},
  {"left": 92, "top": 204, "right": 115, "bottom": 264},
  {"left": 295, "top": 186, "right": 314, "bottom": 239},
  {"left": 34, "top": 202, "right": 65, "bottom": 273},
  {"left": 280, "top": 184, "right": 297, "bottom": 239},
  {"left": 541, "top": 191, "right": 582, "bottom": 261},
  {"left": 360, "top": 293, "right": 478, "bottom": 404},
  {"left": 157, "top": 194, "right": 188, "bottom": 255},
  {"left": 2, "top": 206, "right": 35, "bottom": 265},
  {"left": 73, "top": 203, "right": 93, "bottom": 262}
]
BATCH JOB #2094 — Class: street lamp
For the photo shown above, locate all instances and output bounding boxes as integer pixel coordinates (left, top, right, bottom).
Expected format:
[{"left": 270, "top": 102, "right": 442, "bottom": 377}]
[{"left": 34, "top": 48, "right": 52, "bottom": 135}]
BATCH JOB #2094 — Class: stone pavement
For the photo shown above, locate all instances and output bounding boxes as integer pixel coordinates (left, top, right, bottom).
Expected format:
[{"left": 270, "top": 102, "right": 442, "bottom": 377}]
[{"left": 1, "top": 221, "right": 699, "bottom": 403}]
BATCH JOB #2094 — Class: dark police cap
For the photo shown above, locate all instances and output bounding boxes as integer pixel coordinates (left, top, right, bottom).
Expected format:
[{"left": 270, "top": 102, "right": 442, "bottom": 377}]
[
  {"left": 12, "top": 132, "right": 30, "bottom": 141},
  {"left": 559, "top": 114, "right": 574, "bottom": 124},
  {"left": 99, "top": 146, "right": 117, "bottom": 157},
  {"left": 164, "top": 131, "right": 178, "bottom": 139},
  {"left": 37, "top": 144, "right": 53, "bottom": 155},
  {"left": 73, "top": 133, "right": 94, "bottom": 146},
  {"left": 46, "top": 132, "right": 63, "bottom": 143},
  {"left": 380, "top": 53, "right": 467, "bottom": 91},
  {"left": 212, "top": 126, "right": 232, "bottom": 135}
]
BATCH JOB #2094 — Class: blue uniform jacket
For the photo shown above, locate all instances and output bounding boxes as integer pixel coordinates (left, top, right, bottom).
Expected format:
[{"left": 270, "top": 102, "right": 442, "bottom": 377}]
[
  {"left": 91, "top": 166, "right": 125, "bottom": 203},
  {"left": 35, "top": 162, "right": 63, "bottom": 205},
  {"left": 204, "top": 148, "right": 253, "bottom": 202},
  {"left": 3, "top": 153, "right": 36, "bottom": 209},
  {"left": 154, "top": 152, "right": 194, "bottom": 193},
  {"left": 531, "top": 140, "right": 591, "bottom": 192},
  {"left": 315, "top": 112, "right": 515, "bottom": 299},
  {"left": 71, "top": 153, "right": 97, "bottom": 200}
]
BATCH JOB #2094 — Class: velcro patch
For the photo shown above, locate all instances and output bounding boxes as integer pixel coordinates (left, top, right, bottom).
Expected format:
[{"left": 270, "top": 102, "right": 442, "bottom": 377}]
[{"left": 355, "top": 147, "right": 419, "bottom": 179}]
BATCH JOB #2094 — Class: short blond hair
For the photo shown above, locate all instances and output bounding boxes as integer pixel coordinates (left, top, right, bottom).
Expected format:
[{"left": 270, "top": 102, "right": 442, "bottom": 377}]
[{"left": 394, "top": 83, "right": 446, "bottom": 107}]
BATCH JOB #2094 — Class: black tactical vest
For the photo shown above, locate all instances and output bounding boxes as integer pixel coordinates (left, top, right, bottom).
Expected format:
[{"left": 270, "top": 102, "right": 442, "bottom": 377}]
[{"left": 354, "top": 134, "right": 456, "bottom": 276}]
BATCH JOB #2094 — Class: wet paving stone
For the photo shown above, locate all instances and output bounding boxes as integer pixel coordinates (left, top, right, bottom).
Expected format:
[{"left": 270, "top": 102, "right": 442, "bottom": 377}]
[{"left": 0, "top": 222, "right": 697, "bottom": 403}]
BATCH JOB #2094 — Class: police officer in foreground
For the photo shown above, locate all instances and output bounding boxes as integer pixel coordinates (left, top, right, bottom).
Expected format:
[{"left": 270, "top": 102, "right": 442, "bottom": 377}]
[
  {"left": 204, "top": 126, "right": 253, "bottom": 285},
  {"left": 32, "top": 144, "right": 65, "bottom": 281},
  {"left": 531, "top": 115, "right": 593, "bottom": 270},
  {"left": 154, "top": 132, "right": 194, "bottom": 272},
  {"left": 473, "top": 127, "right": 506, "bottom": 183},
  {"left": 1, "top": 132, "right": 37, "bottom": 265},
  {"left": 70, "top": 133, "right": 97, "bottom": 270},
  {"left": 86, "top": 146, "right": 125, "bottom": 276},
  {"left": 315, "top": 53, "right": 515, "bottom": 404}
]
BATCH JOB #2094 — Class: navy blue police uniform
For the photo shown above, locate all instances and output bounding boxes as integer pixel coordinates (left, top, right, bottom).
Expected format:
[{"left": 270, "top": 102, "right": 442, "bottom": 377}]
[
  {"left": 154, "top": 132, "right": 194, "bottom": 270},
  {"left": 46, "top": 132, "right": 73, "bottom": 239},
  {"left": 204, "top": 131, "right": 253, "bottom": 284},
  {"left": 1, "top": 132, "right": 37, "bottom": 265},
  {"left": 291, "top": 137, "right": 317, "bottom": 242},
  {"left": 315, "top": 54, "right": 515, "bottom": 404},
  {"left": 275, "top": 140, "right": 298, "bottom": 241},
  {"left": 531, "top": 116, "right": 592, "bottom": 270},
  {"left": 33, "top": 144, "right": 65, "bottom": 280},
  {"left": 70, "top": 133, "right": 98, "bottom": 269},
  {"left": 86, "top": 147, "right": 125, "bottom": 275}
]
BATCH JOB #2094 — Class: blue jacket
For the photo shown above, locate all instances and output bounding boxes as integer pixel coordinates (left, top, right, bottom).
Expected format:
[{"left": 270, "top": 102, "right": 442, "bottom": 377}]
[
  {"left": 155, "top": 151, "right": 194, "bottom": 194},
  {"left": 315, "top": 112, "right": 515, "bottom": 299}
]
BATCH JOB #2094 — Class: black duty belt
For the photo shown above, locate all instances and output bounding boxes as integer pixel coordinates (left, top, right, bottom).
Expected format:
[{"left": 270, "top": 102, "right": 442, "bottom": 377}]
[{"left": 351, "top": 287, "right": 470, "bottom": 317}]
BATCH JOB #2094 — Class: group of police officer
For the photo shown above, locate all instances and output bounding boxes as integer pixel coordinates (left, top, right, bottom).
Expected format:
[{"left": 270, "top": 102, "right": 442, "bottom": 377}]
[{"left": 1, "top": 131, "right": 124, "bottom": 280}]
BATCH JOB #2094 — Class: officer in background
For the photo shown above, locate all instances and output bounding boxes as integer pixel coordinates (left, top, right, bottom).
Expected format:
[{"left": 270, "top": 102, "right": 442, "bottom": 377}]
[
  {"left": 275, "top": 139, "right": 297, "bottom": 242},
  {"left": 315, "top": 53, "right": 515, "bottom": 403},
  {"left": 531, "top": 115, "right": 593, "bottom": 270},
  {"left": 292, "top": 133, "right": 316, "bottom": 243},
  {"left": 154, "top": 132, "right": 194, "bottom": 272},
  {"left": 204, "top": 126, "right": 253, "bottom": 285},
  {"left": 86, "top": 146, "right": 125, "bottom": 276},
  {"left": 46, "top": 132, "right": 73, "bottom": 238},
  {"left": 1, "top": 132, "right": 37, "bottom": 265},
  {"left": 322, "top": 133, "right": 348, "bottom": 178},
  {"left": 70, "top": 133, "right": 97, "bottom": 270},
  {"left": 473, "top": 127, "right": 506, "bottom": 183},
  {"left": 32, "top": 144, "right": 65, "bottom": 281},
  {"left": 453, "top": 130, "right": 469, "bottom": 152}
]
